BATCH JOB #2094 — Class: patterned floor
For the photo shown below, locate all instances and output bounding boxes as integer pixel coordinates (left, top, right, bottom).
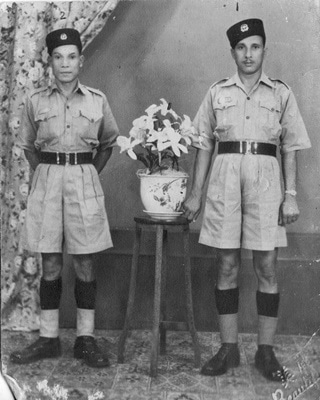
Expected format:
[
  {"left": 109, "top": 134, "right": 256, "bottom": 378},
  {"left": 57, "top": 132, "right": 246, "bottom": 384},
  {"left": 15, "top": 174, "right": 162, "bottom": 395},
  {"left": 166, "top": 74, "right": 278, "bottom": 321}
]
[{"left": 1, "top": 329, "right": 320, "bottom": 400}]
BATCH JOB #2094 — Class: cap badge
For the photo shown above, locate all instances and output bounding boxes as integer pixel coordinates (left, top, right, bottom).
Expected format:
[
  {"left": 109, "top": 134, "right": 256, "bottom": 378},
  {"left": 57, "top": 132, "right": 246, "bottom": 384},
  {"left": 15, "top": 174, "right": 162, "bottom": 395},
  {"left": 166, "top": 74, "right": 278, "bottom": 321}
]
[
  {"left": 240, "top": 24, "right": 249, "bottom": 32},
  {"left": 60, "top": 33, "right": 67, "bottom": 40}
]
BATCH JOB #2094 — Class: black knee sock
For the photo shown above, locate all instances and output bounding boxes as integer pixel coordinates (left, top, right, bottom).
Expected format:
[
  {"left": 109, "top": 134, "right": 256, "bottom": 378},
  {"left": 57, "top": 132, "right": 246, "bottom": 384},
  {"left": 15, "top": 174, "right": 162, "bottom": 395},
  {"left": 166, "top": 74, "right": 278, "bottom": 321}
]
[
  {"left": 215, "top": 287, "right": 239, "bottom": 315},
  {"left": 74, "top": 278, "right": 97, "bottom": 309},
  {"left": 256, "top": 291, "right": 280, "bottom": 318},
  {"left": 40, "top": 277, "right": 62, "bottom": 310}
]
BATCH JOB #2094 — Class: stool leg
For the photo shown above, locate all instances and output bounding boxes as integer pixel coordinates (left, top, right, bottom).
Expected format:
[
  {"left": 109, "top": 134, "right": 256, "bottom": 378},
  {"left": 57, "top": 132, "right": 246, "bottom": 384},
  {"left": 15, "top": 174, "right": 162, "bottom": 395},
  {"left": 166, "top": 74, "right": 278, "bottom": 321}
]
[
  {"left": 183, "top": 227, "right": 201, "bottom": 367},
  {"left": 160, "top": 229, "right": 168, "bottom": 355},
  {"left": 117, "top": 224, "right": 142, "bottom": 363},
  {"left": 150, "top": 225, "right": 164, "bottom": 377}
]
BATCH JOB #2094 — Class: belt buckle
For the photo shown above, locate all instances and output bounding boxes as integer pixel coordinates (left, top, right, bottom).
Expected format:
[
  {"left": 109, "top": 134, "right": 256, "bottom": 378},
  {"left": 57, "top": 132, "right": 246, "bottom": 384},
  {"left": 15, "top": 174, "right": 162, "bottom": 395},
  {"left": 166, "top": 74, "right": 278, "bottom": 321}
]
[
  {"left": 244, "top": 140, "right": 252, "bottom": 155},
  {"left": 65, "top": 152, "right": 70, "bottom": 165}
]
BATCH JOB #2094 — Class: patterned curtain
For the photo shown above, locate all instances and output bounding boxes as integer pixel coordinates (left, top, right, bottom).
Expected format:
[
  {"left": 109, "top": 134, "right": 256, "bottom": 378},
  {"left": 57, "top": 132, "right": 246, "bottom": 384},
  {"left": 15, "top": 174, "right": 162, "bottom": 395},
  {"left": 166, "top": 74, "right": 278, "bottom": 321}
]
[{"left": 0, "top": 1, "right": 119, "bottom": 331}]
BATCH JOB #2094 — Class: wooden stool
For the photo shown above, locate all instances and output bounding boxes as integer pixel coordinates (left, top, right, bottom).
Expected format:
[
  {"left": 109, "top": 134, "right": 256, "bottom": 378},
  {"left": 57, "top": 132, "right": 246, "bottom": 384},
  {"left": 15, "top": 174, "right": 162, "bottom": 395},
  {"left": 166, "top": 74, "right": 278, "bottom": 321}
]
[{"left": 117, "top": 216, "right": 201, "bottom": 377}]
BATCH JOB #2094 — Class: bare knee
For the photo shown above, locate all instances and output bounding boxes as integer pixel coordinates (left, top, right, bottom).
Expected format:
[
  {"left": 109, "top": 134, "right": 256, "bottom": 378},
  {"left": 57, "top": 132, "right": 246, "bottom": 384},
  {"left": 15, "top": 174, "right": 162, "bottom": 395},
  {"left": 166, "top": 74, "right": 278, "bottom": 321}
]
[
  {"left": 73, "top": 254, "right": 95, "bottom": 282},
  {"left": 253, "top": 250, "right": 278, "bottom": 292},
  {"left": 217, "top": 249, "right": 240, "bottom": 289},
  {"left": 42, "top": 253, "right": 63, "bottom": 280}
]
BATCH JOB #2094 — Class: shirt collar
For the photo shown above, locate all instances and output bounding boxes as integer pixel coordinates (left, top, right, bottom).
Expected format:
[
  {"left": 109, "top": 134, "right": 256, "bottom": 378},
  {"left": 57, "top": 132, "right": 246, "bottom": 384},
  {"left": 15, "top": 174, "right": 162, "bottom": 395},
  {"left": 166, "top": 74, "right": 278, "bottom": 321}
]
[
  {"left": 221, "top": 72, "right": 274, "bottom": 89},
  {"left": 259, "top": 72, "right": 274, "bottom": 88},
  {"left": 46, "top": 79, "right": 87, "bottom": 96},
  {"left": 76, "top": 82, "right": 89, "bottom": 95}
]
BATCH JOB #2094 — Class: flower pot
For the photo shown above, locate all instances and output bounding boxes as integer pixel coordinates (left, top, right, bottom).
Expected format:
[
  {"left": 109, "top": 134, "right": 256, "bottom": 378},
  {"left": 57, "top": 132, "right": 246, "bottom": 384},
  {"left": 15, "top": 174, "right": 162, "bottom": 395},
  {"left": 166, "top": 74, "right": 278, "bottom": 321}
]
[{"left": 137, "top": 169, "right": 188, "bottom": 219}]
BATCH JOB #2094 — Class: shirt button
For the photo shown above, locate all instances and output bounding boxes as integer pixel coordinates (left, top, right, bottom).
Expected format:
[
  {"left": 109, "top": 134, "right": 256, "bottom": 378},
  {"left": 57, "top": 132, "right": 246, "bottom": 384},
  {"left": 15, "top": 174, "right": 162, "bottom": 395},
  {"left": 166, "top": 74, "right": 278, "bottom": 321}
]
[
  {"left": 247, "top": 97, "right": 250, "bottom": 100},
  {"left": 66, "top": 105, "right": 70, "bottom": 109},
  {"left": 67, "top": 125, "right": 70, "bottom": 128},
  {"left": 246, "top": 116, "right": 250, "bottom": 119}
]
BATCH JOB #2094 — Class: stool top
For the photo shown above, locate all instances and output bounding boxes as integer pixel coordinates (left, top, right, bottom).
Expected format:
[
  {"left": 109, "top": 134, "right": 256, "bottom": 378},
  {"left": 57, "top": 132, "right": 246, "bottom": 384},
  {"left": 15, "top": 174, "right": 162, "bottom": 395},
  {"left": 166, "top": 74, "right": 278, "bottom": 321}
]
[{"left": 134, "top": 216, "right": 190, "bottom": 226}]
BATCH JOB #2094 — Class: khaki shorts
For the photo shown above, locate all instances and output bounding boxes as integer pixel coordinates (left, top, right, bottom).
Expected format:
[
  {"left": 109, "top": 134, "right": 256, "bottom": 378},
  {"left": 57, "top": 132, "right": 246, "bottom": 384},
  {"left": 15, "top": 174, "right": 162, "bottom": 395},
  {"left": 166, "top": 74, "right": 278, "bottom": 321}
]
[
  {"left": 199, "top": 153, "right": 287, "bottom": 251},
  {"left": 21, "top": 163, "right": 113, "bottom": 254}
]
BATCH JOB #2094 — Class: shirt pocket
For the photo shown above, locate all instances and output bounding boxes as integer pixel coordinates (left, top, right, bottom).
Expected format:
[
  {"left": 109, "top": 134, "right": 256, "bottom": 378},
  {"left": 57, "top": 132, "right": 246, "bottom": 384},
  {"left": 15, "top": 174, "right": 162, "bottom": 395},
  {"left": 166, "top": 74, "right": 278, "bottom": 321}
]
[
  {"left": 72, "top": 108, "right": 103, "bottom": 138},
  {"left": 35, "top": 107, "right": 59, "bottom": 140},
  {"left": 259, "top": 99, "right": 281, "bottom": 128},
  {"left": 213, "top": 98, "right": 238, "bottom": 129}
]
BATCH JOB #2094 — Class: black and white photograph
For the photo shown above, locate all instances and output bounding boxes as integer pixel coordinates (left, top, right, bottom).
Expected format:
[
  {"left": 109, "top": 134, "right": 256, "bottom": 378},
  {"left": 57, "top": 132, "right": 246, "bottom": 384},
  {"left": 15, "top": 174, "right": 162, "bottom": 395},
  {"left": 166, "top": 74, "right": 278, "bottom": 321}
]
[{"left": 1, "top": 1, "right": 320, "bottom": 399}]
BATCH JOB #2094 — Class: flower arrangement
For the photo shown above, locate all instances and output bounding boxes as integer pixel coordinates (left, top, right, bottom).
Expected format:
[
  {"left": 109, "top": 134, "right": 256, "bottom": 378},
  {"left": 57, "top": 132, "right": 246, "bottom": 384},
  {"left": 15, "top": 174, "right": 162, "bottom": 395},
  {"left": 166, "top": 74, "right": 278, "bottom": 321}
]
[{"left": 117, "top": 98, "right": 202, "bottom": 175}]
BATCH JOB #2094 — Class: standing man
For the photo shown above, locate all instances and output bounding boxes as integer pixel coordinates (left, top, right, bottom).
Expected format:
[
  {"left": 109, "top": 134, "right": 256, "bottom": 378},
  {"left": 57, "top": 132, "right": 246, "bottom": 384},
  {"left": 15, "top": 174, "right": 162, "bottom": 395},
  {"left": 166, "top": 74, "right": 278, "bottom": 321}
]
[
  {"left": 183, "top": 19, "right": 311, "bottom": 380},
  {"left": 11, "top": 28, "right": 119, "bottom": 368}
]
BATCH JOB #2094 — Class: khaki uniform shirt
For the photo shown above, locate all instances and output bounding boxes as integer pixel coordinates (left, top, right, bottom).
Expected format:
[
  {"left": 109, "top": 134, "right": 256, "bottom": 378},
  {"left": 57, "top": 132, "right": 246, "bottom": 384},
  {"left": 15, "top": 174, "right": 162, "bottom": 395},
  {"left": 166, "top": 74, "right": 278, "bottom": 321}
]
[
  {"left": 19, "top": 80, "right": 119, "bottom": 153},
  {"left": 193, "top": 72, "right": 311, "bottom": 153}
]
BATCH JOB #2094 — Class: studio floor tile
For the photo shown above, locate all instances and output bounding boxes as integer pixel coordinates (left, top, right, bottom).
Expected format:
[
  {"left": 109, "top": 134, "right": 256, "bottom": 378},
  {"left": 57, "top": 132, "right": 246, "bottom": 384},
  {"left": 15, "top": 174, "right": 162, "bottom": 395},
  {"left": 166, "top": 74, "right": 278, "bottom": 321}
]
[{"left": 1, "top": 329, "right": 320, "bottom": 400}]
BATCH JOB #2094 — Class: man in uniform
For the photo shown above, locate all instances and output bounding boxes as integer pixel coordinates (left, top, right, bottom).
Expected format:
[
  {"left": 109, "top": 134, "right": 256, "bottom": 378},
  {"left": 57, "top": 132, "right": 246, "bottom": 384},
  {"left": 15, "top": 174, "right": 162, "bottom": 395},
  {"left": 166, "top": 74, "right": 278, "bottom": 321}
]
[
  {"left": 183, "top": 19, "right": 311, "bottom": 380},
  {"left": 10, "top": 28, "right": 119, "bottom": 368}
]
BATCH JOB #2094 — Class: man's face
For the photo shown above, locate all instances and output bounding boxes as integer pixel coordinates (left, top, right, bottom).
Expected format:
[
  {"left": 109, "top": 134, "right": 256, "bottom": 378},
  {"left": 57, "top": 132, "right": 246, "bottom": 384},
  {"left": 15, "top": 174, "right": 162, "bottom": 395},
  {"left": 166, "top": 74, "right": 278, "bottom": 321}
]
[
  {"left": 50, "top": 45, "right": 84, "bottom": 84},
  {"left": 231, "top": 35, "right": 265, "bottom": 76}
]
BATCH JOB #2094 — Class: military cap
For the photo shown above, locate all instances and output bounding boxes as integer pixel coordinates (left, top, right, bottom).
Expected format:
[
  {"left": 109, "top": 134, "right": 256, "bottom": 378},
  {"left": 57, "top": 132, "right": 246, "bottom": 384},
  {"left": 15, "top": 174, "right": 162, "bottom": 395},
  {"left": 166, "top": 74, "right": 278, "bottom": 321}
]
[
  {"left": 46, "top": 28, "right": 82, "bottom": 56},
  {"left": 226, "top": 18, "right": 266, "bottom": 48}
]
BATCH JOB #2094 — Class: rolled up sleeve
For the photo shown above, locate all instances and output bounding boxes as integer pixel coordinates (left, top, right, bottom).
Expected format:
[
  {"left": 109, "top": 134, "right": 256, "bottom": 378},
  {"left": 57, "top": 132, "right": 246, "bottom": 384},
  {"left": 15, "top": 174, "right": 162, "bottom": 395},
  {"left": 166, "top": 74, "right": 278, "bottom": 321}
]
[
  {"left": 192, "top": 89, "right": 216, "bottom": 152},
  {"left": 98, "top": 95, "right": 120, "bottom": 151},
  {"left": 280, "top": 91, "right": 311, "bottom": 153},
  {"left": 18, "top": 96, "right": 38, "bottom": 153}
]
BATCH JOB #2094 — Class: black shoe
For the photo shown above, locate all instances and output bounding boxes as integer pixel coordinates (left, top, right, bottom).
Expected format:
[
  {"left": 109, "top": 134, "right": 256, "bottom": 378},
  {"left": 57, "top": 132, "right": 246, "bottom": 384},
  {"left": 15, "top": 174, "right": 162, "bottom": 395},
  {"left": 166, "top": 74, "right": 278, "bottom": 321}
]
[
  {"left": 201, "top": 343, "right": 240, "bottom": 376},
  {"left": 255, "top": 345, "right": 285, "bottom": 382},
  {"left": 74, "top": 336, "right": 110, "bottom": 368},
  {"left": 10, "top": 337, "right": 61, "bottom": 364}
]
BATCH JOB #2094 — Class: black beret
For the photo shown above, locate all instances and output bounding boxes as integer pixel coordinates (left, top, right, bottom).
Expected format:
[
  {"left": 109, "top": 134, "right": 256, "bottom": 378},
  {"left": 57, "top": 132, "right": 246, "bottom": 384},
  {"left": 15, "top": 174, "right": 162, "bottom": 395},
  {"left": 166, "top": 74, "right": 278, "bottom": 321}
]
[
  {"left": 226, "top": 19, "right": 266, "bottom": 49},
  {"left": 46, "top": 28, "right": 82, "bottom": 56}
]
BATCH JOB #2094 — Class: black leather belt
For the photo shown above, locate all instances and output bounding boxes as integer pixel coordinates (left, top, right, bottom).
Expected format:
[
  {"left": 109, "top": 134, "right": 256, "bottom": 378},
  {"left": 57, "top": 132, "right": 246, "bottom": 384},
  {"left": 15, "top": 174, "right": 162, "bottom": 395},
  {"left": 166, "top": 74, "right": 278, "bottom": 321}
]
[
  {"left": 39, "top": 152, "right": 93, "bottom": 165},
  {"left": 218, "top": 141, "right": 277, "bottom": 157}
]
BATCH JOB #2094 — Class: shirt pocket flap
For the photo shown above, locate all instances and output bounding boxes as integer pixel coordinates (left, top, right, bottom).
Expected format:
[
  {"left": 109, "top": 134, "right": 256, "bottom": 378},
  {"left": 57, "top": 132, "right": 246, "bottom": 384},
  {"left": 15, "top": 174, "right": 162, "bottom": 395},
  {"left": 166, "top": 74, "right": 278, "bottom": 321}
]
[
  {"left": 213, "top": 98, "right": 237, "bottom": 110},
  {"left": 35, "top": 107, "right": 58, "bottom": 121},
  {"left": 77, "top": 109, "right": 103, "bottom": 123},
  {"left": 259, "top": 99, "right": 281, "bottom": 113}
]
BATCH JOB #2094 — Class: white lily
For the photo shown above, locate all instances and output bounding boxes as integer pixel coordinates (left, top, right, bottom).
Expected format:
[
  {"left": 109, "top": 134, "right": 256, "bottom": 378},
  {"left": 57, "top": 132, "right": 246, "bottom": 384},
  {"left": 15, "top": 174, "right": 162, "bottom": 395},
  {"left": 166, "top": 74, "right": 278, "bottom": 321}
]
[
  {"left": 146, "top": 128, "right": 165, "bottom": 143},
  {"left": 132, "top": 115, "right": 154, "bottom": 132},
  {"left": 116, "top": 136, "right": 138, "bottom": 160},
  {"left": 117, "top": 99, "right": 199, "bottom": 174},
  {"left": 180, "top": 115, "right": 195, "bottom": 135},
  {"left": 159, "top": 98, "right": 179, "bottom": 119},
  {"left": 157, "top": 127, "right": 188, "bottom": 157},
  {"left": 145, "top": 104, "right": 160, "bottom": 116},
  {"left": 180, "top": 114, "right": 202, "bottom": 145}
]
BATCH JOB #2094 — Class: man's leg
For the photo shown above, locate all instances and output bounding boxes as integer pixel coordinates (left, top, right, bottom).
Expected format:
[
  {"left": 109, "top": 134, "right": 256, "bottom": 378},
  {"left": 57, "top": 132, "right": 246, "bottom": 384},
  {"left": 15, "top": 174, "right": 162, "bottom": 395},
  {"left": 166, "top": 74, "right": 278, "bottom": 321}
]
[
  {"left": 10, "top": 253, "right": 63, "bottom": 364},
  {"left": 253, "top": 249, "right": 284, "bottom": 381},
  {"left": 201, "top": 249, "right": 241, "bottom": 376},
  {"left": 72, "top": 254, "right": 109, "bottom": 368}
]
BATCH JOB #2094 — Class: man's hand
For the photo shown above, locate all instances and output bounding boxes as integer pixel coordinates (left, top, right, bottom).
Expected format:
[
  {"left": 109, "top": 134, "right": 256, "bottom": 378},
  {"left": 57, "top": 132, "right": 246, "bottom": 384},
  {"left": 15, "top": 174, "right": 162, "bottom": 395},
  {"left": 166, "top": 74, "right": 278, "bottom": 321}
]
[
  {"left": 279, "top": 196, "right": 300, "bottom": 225},
  {"left": 180, "top": 148, "right": 213, "bottom": 222},
  {"left": 181, "top": 192, "right": 202, "bottom": 222},
  {"left": 92, "top": 148, "right": 113, "bottom": 174},
  {"left": 24, "top": 150, "right": 40, "bottom": 171},
  {"left": 280, "top": 151, "right": 299, "bottom": 226}
]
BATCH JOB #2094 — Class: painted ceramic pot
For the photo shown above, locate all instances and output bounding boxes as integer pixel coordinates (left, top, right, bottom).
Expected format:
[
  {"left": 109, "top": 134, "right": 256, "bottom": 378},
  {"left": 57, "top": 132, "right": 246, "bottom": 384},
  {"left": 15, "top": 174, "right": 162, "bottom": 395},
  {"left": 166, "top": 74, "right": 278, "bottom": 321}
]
[{"left": 137, "top": 169, "right": 188, "bottom": 217}]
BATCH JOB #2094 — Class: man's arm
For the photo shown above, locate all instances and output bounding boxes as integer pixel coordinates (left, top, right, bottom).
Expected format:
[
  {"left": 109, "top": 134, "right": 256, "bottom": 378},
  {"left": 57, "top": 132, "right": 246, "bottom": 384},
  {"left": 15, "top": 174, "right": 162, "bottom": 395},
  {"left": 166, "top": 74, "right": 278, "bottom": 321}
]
[
  {"left": 279, "top": 150, "right": 300, "bottom": 225},
  {"left": 183, "top": 148, "right": 214, "bottom": 221},
  {"left": 24, "top": 150, "right": 40, "bottom": 171},
  {"left": 92, "top": 147, "right": 113, "bottom": 174}
]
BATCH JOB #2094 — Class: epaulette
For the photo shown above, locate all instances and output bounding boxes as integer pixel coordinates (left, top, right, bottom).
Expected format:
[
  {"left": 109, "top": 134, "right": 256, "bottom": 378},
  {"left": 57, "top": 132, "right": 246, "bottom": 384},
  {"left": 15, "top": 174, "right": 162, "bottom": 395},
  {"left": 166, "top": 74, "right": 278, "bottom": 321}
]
[
  {"left": 210, "top": 78, "right": 229, "bottom": 89},
  {"left": 29, "top": 86, "right": 49, "bottom": 98},
  {"left": 269, "top": 78, "right": 290, "bottom": 90},
  {"left": 85, "top": 85, "right": 105, "bottom": 97}
]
